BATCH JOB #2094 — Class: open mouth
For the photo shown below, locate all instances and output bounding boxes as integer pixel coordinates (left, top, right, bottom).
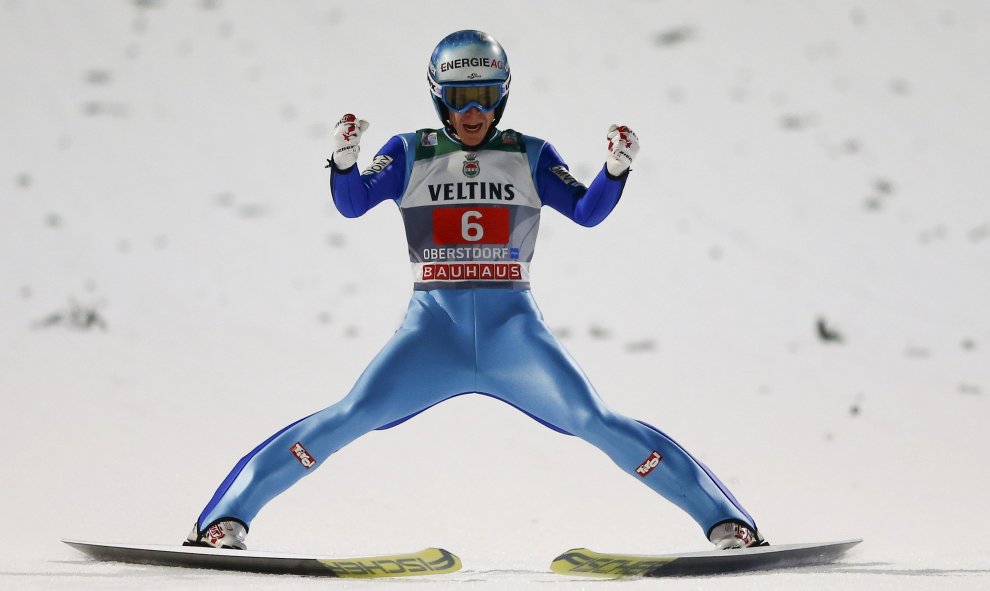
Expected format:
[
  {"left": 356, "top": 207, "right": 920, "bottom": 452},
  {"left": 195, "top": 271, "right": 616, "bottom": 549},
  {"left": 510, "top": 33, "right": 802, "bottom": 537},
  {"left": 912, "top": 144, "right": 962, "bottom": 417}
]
[{"left": 463, "top": 122, "right": 484, "bottom": 133}]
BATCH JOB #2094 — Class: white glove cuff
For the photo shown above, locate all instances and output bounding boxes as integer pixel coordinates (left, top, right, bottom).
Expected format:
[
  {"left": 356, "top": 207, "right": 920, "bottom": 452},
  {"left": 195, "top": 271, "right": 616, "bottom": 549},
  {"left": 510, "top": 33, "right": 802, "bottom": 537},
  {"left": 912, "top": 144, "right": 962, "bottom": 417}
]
[{"left": 606, "top": 158, "right": 630, "bottom": 176}]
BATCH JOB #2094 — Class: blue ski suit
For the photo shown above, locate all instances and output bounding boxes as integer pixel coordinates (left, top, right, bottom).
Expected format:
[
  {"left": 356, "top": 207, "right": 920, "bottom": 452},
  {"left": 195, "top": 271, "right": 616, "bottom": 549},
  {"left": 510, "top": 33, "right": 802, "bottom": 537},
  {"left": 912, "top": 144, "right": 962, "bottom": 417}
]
[{"left": 195, "top": 128, "right": 757, "bottom": 540}]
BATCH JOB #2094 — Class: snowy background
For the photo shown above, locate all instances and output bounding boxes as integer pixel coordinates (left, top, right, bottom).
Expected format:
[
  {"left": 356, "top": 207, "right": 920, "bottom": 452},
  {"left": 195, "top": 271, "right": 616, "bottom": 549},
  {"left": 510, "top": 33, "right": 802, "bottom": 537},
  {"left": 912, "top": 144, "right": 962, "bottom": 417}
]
[{"left": 2, "top": 0, "right": 989, "bottom": 589}]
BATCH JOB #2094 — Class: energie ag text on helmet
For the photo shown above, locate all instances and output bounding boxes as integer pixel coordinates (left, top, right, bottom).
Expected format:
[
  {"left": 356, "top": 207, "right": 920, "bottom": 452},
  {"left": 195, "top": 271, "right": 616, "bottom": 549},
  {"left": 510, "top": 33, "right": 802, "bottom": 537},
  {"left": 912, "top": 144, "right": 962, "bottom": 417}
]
[{"left": 439, "top": 57, "right": 506, "bottom": 73}]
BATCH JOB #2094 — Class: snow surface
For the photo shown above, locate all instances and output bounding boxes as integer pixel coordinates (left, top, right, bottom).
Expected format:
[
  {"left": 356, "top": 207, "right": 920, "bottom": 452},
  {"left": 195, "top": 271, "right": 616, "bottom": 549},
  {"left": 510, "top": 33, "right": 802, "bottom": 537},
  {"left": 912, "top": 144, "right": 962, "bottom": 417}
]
[{"left": 2, "top": 1, "right": 989, "bottom": 589}]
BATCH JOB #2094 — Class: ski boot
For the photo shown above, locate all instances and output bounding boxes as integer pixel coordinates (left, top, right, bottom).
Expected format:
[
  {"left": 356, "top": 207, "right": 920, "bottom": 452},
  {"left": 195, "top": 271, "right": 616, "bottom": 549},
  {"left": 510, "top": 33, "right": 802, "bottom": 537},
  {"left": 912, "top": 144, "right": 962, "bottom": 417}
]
[
  {"left": 709, "top": 520, "right": 768, "bottom": 550},
  {"left": 184, "top": 520, "right": 247, "bottom": 550}
]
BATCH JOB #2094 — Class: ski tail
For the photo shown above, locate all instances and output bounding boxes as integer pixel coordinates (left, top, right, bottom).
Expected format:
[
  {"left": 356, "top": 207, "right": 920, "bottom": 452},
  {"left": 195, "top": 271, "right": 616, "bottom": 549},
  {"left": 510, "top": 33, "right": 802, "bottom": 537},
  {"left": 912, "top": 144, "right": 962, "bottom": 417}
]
[
  {"left": 551, "top": 547, "right": 675, "bottom": 578},
  {"left": 317, "top": 547, "right": 462, "bottom": 578}
]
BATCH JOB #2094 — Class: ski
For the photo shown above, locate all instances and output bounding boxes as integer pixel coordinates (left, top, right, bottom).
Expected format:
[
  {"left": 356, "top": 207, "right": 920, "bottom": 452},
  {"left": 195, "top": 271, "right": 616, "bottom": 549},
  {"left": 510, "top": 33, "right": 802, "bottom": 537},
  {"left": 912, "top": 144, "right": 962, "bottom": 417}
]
[
  {"left": 63, "top": 539, "right": 462, "bottom": 578},
  {"left": 550, "top": 539, "right": 862, "bottom": 578}
]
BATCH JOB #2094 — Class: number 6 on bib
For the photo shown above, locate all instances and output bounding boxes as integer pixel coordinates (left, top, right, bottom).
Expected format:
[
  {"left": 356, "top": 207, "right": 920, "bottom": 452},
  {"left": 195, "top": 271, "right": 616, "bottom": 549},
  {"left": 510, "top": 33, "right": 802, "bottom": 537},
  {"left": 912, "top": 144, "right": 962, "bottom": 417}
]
[{"left": 433, "top": 207, "right": 510, "bottom": 244}]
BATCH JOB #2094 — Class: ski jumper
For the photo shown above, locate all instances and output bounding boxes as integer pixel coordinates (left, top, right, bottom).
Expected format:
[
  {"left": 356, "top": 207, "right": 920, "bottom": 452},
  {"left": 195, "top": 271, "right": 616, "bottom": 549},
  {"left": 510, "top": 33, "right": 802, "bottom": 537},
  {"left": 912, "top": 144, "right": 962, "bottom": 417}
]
[{"left": 195, "top": 128, "right": 757, "bottom": 539}]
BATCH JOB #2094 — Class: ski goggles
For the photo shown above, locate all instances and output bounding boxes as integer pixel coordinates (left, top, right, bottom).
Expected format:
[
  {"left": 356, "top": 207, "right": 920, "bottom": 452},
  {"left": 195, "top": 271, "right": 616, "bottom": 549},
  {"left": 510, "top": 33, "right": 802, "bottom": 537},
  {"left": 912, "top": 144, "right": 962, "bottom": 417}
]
[{"left": 434, "top": 81, "right": 508, "bottom": 114}]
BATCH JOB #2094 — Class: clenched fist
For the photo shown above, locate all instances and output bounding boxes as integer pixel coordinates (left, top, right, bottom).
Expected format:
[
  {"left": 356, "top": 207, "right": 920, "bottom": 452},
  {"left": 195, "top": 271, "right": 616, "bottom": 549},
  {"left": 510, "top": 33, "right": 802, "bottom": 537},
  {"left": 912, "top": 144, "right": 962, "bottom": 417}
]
[
  {"left": 331, "top": 114, "right": 370, "bottom": 170},
  {"left": 605, "top": 124, "right": 639, "bottom": 176}
]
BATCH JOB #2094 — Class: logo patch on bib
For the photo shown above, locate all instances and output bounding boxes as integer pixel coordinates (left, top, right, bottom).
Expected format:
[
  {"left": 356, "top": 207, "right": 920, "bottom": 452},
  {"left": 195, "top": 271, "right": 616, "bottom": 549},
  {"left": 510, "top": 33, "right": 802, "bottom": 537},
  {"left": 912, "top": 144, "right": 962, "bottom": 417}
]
[{"left": 462, "top": 153, "right": 480, "bottom": 178}]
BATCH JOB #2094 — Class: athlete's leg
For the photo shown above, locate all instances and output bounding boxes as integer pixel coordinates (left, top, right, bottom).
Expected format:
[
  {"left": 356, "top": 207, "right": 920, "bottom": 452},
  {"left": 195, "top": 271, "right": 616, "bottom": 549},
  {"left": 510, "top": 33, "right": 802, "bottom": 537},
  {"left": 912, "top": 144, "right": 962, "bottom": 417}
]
[
  {"left": 475, "top": 290, "right": 756, "bottom": 537},
  {"left": 196, "top": 292, "right": 475, "bottom": 531}
]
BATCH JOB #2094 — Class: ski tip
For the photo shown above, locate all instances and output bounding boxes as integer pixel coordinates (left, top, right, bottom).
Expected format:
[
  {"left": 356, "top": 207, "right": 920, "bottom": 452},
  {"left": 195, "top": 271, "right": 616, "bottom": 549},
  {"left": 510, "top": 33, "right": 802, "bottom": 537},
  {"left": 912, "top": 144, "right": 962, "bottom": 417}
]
[{"left": 62, "top": 539, "right": 93, "bottom": 552}]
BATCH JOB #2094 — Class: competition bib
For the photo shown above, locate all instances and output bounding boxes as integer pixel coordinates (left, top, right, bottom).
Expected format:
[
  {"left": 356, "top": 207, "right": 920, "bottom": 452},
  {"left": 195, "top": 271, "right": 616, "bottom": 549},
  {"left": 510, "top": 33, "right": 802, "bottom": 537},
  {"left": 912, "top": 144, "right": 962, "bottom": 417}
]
[{"left": 399, "top": 130, "right": 541, "bottom": 289}]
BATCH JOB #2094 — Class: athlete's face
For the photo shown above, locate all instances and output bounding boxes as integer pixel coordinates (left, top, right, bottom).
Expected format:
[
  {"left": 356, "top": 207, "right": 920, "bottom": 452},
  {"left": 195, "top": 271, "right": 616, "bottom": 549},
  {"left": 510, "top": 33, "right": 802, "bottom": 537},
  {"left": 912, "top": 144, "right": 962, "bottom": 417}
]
[{"left": 448, "top": 108, "right": 495, "bottom": 148}]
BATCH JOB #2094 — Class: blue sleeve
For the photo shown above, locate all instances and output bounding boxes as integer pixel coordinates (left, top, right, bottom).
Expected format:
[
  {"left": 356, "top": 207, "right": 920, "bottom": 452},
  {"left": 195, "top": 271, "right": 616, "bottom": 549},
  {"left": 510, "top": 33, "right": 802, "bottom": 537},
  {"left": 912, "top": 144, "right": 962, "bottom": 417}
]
[
  {"left": 330, "top": 135, "right": 408, "bottom": 218},
  {"left": 535, "top": 143, "right": 628, "bottom": 227}
]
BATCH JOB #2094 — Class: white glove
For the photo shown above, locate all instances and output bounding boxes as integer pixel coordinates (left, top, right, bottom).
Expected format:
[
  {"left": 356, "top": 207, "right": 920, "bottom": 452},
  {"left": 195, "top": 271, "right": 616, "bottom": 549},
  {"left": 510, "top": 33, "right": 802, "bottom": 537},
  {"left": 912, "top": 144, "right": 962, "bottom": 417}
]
[
  {"left": 605, "top": 124, "right": 639, "bottom": 176},
  {"left": 331, "top": 114, "right": 370, "bottom": 170}
]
